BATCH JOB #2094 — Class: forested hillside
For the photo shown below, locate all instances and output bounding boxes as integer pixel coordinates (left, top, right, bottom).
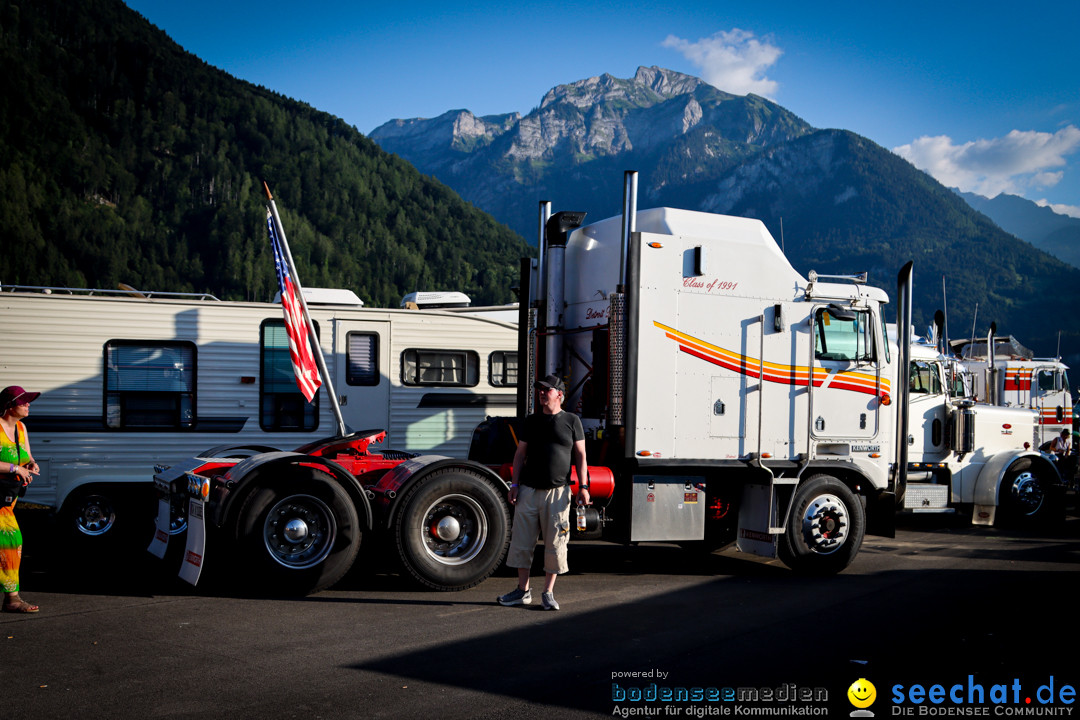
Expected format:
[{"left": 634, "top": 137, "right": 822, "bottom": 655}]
[{"left": 0, "top": 0, "right": 528, "bottom": 305}]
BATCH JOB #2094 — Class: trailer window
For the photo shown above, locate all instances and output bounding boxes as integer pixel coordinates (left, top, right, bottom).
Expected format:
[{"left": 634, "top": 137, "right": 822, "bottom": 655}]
[
  {"left": 346, "top": 332, "right": 380, "bottom": 386},
  {"left": 489, "top": 351, "right": 518, "bottom": 387},
  {"left": 402, "top": 349, "right": 479, "bottom": 387},
  {"left": 814, "top": 307, "right": 871, "bottom": 363},
  {"left": 260, "top": 320, "right": 319, "bottom": 431},
  {"left": 104, "top": 341, "right": 196, "bottom": 429}
]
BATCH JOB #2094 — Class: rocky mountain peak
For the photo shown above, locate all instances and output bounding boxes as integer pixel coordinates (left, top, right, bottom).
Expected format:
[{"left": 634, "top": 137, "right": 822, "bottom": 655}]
[
  {"left": 633, "top": 66, "right": 707, "bottom": 99},
  {"left": 538, "top": 66, "right": 705, "bottom": 111}
]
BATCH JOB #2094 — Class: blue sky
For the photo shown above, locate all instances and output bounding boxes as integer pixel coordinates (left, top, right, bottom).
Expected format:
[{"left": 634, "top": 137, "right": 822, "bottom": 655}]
[{"left": 123, "top": 0, "right": 1080, "bottom": 217}]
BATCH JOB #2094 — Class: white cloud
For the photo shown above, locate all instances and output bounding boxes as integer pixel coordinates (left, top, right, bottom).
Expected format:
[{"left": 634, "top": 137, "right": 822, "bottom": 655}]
[
  {"left": 662, "top": 29, "right": 781, "bottom": 98},
  {"left": 892, "top": 126, "right": 1080, "bottom": 199},
  {"left": 1036, "top": 199, "right": 1080, "bottom": 219}
]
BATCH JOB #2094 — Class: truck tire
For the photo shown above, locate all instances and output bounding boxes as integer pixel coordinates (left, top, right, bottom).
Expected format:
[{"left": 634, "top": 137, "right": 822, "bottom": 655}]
[
  {"left": 998, "top": 459, "right": 1057, "bottom": 527},
  {"left": 234, "top": 466, "right": 361, "bottom": 596},
  {"left": 394, "top": 467, "right": 510, "bottom": 590},
  {"left": 778, "top": 474, "right": 865, "bottom": 576}
]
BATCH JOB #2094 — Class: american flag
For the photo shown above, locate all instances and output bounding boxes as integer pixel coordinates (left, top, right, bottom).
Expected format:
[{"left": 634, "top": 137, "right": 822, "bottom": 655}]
[{"left": 268, "top": 209, "right": 322, "bottom": 402}]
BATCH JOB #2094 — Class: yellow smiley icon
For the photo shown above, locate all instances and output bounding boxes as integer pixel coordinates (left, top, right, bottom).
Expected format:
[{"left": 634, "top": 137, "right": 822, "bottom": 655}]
[{"left": 848, "top": 678, "right": 876, "bottom": 708}]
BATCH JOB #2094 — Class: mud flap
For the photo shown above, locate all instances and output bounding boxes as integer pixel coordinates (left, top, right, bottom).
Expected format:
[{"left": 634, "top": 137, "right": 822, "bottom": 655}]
[
  {"left": 179, "top": 497, "right": 206, "bottom": 586},
  {"left": 736, "top": 483, "right": 777, "bottom": 559},
  {"left": 147, "top": 497, "right": 172, "bottom": 559}
]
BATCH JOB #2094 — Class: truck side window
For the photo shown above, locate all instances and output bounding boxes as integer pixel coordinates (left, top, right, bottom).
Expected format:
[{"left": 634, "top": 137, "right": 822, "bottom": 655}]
[
  {"left": 260, "top": 319, "right": 320, "bottom": 431},
  {"left": 489, "top": 351, "right": 518, "bottom": 387},
  {"left": 1036, "top": 370, "right": 1059, "bottom": 396},
  {"left": 814, "top": 307, "right": 871, "bottom": 363},
  {"left": 104, "top": 341, "right": 196, "bottom": 429},
  {"left": 402, "top": 349, "right": 480, "bottom": 387},
  {"left": 909, "top": 360, "right": 942, "bottom": 395}
]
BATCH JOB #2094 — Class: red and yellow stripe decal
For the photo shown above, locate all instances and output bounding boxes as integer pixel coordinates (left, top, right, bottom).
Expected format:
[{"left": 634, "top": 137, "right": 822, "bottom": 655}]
[{"left": 655, "top": 321, "right": 890, "bottom": 397}]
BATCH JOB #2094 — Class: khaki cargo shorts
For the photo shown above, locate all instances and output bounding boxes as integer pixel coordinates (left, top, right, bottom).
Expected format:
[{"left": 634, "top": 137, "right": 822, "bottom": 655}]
[{"left": 506, "top": 485, "right": 572, "bottom": 575}]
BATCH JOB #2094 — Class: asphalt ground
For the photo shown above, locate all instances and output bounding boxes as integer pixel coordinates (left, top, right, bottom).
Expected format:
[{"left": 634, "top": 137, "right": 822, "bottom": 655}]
[{"left": 4, "top": 506, "right": 1079, "bottom": 720}]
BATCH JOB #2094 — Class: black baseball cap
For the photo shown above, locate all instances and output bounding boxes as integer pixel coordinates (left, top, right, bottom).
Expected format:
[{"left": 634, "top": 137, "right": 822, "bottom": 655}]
[{"left": 534, "top": 374, "right": 565, "bottom": 393}]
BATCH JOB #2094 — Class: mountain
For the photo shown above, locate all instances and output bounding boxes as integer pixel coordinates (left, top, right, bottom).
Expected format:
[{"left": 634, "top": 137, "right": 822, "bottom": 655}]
[
  {"left": 0, "top": 0, "right": 528, "bottom": 306},
  {"left": 373, "top": 67, "right": 814, "bottom": 241},
  {"left": 958, "top": 191, "right": 1080, "bottom": 270},
  {"left": 372, "top": 67, "right": 1080, "bottom": 364}
]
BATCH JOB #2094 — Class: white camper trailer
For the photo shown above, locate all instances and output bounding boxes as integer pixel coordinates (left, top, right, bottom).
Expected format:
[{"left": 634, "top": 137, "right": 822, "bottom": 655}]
[{"left": 2, "top": 286, "right": 518, "bottom": 545}]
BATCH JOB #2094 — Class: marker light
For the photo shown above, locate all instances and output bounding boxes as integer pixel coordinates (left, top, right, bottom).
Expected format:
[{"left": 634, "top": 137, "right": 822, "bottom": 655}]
[
  {"left": 879, "top": 392, "right": 891, "bottom": 406},
  {"left": 647, "top": 242, "right": 664, "bottom": 248}
]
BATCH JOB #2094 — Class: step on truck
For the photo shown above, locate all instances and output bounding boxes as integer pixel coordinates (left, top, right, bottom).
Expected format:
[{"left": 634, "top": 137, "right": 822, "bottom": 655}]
[{"left": 149, "top": 172, "right": 1060, "bottom": 594}]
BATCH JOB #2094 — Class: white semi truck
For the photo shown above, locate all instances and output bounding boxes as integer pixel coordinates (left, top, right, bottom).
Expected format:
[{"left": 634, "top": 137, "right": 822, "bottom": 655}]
[
  {"left": 147, "top": 173, "right": 1064, "bottom": 594},
  {"left": 521, "top": 172, "right": 1062, "bottom": 573},
  {"left": 905, "top": 336, "right": 1061, "bottom": 524},
  {"left": 952, "top": 334, "right": 1072, "bottom": 446}
]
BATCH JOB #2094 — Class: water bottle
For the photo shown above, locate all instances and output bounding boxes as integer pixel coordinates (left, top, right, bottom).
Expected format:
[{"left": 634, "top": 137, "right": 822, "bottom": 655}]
[{"left": 576, "top": 504, "right": 587, "bottom": 531}]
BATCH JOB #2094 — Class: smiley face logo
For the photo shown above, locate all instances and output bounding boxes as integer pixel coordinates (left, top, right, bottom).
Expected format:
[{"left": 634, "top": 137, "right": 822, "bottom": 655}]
[{"left": 848, "top": 678, "right": 876, "bottom": 708}]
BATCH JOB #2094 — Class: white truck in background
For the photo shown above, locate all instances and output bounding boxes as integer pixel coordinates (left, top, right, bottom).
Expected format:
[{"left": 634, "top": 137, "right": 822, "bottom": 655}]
[
  {"left": 904, "top": 335, "right": 1062, "bottom": 524},
  {"left": 952, "top": 333, "right": 1072, "bottom": 446}
]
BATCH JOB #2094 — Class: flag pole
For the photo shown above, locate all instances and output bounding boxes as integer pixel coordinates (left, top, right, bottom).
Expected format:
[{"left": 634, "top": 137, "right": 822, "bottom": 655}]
[{"left": 264, "top": 182, "right": 348, "bottom": 438}]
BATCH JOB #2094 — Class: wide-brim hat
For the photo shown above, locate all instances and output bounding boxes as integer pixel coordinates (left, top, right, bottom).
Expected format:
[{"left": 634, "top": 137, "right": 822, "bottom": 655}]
[
  {"left": 534, "top": 374, "right": 565, "bottom": 393},
  {"left": 1, "top": 386, "right": 41, "bottom": 410}
]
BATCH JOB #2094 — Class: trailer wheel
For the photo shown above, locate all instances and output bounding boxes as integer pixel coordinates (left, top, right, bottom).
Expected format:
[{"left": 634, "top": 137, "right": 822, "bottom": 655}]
[
  {"left": 778, "top": 474, "right": 865, "bottom": 576},
  {"left": 998, "top": 459, "right": 1057, "bottom": 526},
  {"left": 234, "top": 466, "right": 361, "bottom": 596},
  {"left": 69, "top": 491, "right": 119, "bottom": 537},
  {"left": 61, "top": 484, "right": 157, "bottom": 551},
  {"left": 394, "top": 467, "right": 510, "bottom": 590}
]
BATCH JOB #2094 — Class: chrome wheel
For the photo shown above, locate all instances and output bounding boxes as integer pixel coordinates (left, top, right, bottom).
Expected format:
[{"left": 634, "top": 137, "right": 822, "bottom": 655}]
[
  {"left": 1006, "top": 471, "right": 1045, "bottom": 517},
  {"left": 420, "top": 493, "right": 488, "bottom": 566},
  {"left": 262, "top": 494, "right": 337, "bottom": 570},
  {"left": 74, "top": 494, "right": 117, "bottom": 536},
  {"left": 797, "top": 492, "right": 850, "bottom": 555}
]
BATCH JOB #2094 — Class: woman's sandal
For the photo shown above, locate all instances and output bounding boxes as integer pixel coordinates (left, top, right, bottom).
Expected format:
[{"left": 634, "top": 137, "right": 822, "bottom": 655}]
[{"left": 2, "top": 600, "right": 40, "bottom": 613}]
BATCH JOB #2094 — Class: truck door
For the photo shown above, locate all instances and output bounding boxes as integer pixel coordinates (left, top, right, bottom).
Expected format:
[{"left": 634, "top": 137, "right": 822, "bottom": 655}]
[
  {"left": 809, "top": 305, "right": 881, "bottom": 440},
  {"left": 333, "top": 321, "right": 391, "bottom": 436},
  {"left": 907, "top": 359, "right": 949, "bottom": 461}
]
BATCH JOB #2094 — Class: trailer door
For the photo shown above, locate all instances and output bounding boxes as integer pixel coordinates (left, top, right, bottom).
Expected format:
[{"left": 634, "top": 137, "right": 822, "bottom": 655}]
[{"left": 334, "top": 321, "right": 391, "bottom": 434}]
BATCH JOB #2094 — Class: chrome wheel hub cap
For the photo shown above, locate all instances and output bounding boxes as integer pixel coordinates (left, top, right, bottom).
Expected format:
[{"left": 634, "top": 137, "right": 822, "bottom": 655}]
[
  {"left": 800, "top": 493, "right": 849, "bottom": 555},
  {"left": 1009, "top": 472, "right": 1044, "bottom": 516},
  {"left": 422, "top": 493, "right": 487, "bottom": 566},
  {"left": 263, "top": 494, "right": 336, "bottom": 569}
]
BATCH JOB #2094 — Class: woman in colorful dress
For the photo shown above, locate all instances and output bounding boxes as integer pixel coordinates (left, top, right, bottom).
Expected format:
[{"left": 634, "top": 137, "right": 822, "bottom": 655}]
[{"left": 1, "top": 385, "right": 41, "bottom": 613}]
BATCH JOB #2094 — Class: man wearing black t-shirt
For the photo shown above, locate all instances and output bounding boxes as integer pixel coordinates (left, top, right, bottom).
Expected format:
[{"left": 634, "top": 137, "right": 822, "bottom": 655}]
[{"left": 496, "top": 374, "right": 591, "bottom": 610}]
